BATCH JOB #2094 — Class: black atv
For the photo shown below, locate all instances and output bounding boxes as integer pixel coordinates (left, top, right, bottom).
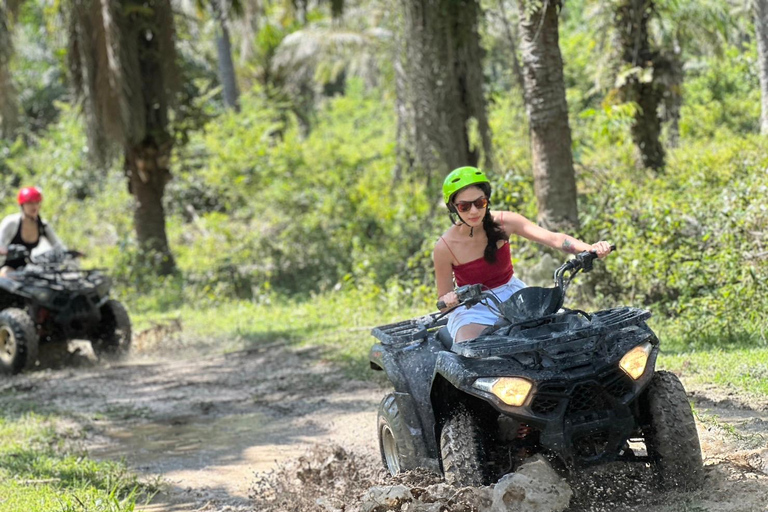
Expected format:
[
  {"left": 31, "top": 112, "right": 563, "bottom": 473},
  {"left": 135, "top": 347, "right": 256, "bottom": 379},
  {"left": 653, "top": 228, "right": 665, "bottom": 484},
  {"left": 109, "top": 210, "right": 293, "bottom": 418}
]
[
  {"left": 369, "top": 249, "right": 703, "bottom": 490},
  {"left": 0, "top": 244, "right": 131, "bottom": 375}
]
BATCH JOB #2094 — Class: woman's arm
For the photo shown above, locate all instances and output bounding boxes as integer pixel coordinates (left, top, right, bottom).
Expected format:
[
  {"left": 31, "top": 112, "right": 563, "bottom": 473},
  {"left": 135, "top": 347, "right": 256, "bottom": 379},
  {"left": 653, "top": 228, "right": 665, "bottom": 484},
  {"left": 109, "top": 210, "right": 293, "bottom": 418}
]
[
  {"left": 433, "top": 239, "right": 458, "bottom": 309},
  {"left": 0, "top": 214, "right": 20, "bottom": 256},
  {"left": 42, "top": 223, "right": 67, "bottom": 252},
  {"left": 498, "top": 211, "right": 612, "bottom": 257}
]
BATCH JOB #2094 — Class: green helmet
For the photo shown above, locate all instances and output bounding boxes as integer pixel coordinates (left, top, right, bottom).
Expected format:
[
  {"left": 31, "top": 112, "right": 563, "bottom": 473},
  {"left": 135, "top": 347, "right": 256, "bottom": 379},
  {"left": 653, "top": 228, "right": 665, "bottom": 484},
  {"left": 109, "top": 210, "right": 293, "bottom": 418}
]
[{"left": 442, "top": 166, "right": 490, "bottom": 204}]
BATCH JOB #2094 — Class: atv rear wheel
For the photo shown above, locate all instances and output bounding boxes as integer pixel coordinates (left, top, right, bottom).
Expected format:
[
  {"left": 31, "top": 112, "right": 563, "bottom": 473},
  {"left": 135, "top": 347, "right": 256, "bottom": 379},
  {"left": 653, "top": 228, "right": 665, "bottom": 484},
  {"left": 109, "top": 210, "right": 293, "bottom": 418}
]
[
  {"left": 642, "top": 370, "right": 703, "bottom": 490},
  {"left": 0, "top": 308, "right": 38, "bottom": 375},
  {"left": 440, "top": 405, "right": 487, "bottom": 486},
  {"left": 92, "top": 300, "right": 132, "bottom": 358},
  {"left": 377, "top": 393, "right": 417, "bottom": 476}
]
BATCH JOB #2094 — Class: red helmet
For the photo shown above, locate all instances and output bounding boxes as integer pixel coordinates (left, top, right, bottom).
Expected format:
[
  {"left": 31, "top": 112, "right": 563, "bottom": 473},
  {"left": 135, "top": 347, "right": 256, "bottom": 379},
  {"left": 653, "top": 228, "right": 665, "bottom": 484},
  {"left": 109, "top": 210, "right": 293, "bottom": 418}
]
[{"left": 17, "top": 186, "right": 43, "bottom": 205}]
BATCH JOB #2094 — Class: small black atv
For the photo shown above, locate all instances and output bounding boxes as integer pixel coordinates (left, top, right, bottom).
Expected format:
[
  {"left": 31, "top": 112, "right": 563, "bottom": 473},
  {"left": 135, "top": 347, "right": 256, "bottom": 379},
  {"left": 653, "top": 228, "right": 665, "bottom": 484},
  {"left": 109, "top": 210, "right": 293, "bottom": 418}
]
[
  {"left": 0, "top": 244, "right": 131, "bottom": 375},
  {"left": 369, "top": 249, "right": 703, "bottom": 490}
]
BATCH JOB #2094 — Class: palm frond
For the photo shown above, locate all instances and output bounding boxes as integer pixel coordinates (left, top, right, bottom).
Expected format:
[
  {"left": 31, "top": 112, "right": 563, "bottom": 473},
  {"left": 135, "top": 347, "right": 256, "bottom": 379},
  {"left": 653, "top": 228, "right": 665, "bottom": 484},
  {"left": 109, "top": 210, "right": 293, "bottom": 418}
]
[{"left": 271, "top": 26, "right": 390, "bottom": 89}]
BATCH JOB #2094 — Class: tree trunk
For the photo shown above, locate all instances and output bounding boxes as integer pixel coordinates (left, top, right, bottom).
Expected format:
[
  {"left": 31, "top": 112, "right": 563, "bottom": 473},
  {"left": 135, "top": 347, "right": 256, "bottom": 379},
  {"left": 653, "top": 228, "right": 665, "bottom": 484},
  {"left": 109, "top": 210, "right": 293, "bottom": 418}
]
[
  {"left": 756, "top": 0, "right": 768, "bottom": 135},
  {"left": 497, "top": 0, "right": 525, "bottom": 101},
  {"left": 212, "top": 0, "right": 240, "bottom": 112},
  {"left": 0, "top": 6, "right": 19, "bottom": 139},
  {"left": 615, "top": 0, "right": 665, "bottom": 170},
  {"left": 128, "top": 0, "right": 178, "bottom": 275},
  {"left": 517, "top": 0, "right": 579, "bottom": 230},
  {"left": 660, "top": 48, "right": 683, "bottom": 148},
  {"left": 125, "top": 140, "right": 175, "bottom": 275},
  {"left": 398, "top": 0, "right": 493, "bottom": 185}
]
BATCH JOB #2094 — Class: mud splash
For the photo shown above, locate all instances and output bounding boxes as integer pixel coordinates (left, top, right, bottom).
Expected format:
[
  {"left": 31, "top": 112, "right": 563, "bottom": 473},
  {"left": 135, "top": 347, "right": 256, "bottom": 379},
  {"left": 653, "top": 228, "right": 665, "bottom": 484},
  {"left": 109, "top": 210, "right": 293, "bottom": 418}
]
[{"left": 250, "top": 445, "right": 573, "bottom": 512}]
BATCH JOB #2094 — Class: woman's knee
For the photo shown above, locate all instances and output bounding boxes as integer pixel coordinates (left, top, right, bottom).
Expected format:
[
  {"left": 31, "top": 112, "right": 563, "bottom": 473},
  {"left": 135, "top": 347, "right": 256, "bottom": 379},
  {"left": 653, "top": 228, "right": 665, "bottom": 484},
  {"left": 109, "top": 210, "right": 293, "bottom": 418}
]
[{"left": 455, "top": 323, "right": 489, "bottom": 343}]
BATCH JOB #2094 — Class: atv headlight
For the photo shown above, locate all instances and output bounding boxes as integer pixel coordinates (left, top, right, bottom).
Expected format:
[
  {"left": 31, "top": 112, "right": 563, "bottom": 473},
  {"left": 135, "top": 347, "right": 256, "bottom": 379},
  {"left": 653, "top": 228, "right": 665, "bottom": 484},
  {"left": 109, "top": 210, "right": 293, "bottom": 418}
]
[
  {"left": 619, "top": 342, "right": 653, "bottom": 380},
  {"left": 27, "top": 286, "right": 53, "bottom": 303},
  {"left": 473, "top": 377, "right": 533, "bottom": 407}
]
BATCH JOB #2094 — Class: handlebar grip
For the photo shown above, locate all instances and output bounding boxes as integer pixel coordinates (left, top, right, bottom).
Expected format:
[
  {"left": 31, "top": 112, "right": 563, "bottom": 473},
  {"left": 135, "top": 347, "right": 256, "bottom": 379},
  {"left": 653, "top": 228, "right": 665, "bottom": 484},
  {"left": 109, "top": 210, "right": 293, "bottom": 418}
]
[{"left": 437, "top": 300, "right": 447, "bottom": 310}]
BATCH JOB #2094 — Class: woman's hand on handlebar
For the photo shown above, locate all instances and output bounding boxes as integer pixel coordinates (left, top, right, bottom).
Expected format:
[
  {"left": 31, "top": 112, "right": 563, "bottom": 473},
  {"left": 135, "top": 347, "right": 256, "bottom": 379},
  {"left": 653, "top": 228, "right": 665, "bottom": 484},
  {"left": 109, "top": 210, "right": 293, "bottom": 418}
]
[
  {"left": 437, "top": 291, "right": 459, "bottom": 310},
  {"left": 590, "top": 241, "right": 613, "bottom": 258}
]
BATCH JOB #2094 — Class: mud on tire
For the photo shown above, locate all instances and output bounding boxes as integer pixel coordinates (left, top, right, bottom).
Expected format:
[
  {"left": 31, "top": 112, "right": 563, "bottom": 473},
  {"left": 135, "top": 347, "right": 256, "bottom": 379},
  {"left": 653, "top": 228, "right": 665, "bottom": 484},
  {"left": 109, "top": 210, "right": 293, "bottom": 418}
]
[
  {"left": 0, "top": 308, "right": 38, "bottom": 375},
  {"left": 440, "top": 405, "right": 487, "bottom": 486},
  {"left": 92, "top": 299, "right": 132, "bottom": 358},
  {"left": 642, "top": 370, "right": 703, "bottom": 490},
  {"left": 378, "top": 393, "right": 417, "bottom": 476}
]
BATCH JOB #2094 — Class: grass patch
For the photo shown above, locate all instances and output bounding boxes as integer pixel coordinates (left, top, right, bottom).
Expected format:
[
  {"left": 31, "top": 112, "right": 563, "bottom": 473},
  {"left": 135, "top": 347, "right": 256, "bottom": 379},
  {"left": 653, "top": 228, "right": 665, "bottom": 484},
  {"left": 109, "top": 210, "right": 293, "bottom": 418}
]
[
  {"left": 130, "top": 287, "right": 427, "bottom": 381},
  {"left": 659, "top": 347, "right": 768, "bottom": 397},
  {"left": 0, "top": 412, "right": 157, "bottom": 512}
]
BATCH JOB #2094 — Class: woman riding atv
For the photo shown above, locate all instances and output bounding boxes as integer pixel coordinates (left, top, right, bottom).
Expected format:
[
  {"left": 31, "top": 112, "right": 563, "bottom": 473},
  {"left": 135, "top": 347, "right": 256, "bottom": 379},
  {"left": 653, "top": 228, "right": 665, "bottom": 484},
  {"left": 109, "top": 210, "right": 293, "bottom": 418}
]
[
  {"left": 434, "top": 167, "right": 612, "bottom": 344},
  {"left": 0, "top": 187, "right": 66, "bottom": 277}
]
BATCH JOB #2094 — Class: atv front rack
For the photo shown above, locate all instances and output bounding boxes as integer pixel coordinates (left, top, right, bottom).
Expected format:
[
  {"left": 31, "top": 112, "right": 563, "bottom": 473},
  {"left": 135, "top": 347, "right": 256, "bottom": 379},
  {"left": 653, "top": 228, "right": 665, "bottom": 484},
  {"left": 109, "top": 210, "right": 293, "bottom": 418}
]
[
  {"left": 372, "top": 315, "right": 445, "bottom": 346},
  {"left": 453, "top": 307, "right": 651, "bottom": 358}
]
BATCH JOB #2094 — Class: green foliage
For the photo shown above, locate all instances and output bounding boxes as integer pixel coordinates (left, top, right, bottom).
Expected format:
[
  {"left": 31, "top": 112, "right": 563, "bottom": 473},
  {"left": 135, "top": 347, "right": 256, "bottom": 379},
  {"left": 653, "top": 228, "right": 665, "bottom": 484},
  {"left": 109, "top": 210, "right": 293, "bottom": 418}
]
[
  {"left": 679, "top": 45, "right": 761, "bottom": 139},
  {"left": 575, "top": 135, "right": 768, "bottom": 349},
  {"left": 167, "top": 79, "right": 431, "bottom": 296}
]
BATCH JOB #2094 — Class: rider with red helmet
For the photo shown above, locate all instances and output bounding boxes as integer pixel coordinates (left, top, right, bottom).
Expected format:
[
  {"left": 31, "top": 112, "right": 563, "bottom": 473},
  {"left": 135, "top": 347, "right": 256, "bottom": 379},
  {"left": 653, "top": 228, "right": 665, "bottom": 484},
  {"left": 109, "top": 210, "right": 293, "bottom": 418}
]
[{"left": 0, "top": 187, "right": 66, "bottom": 277}]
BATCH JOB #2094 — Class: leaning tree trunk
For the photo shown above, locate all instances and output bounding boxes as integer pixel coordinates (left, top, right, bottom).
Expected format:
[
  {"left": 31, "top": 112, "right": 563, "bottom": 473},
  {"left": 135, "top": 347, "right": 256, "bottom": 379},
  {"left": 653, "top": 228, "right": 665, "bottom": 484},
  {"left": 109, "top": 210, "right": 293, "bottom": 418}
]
[
  {"left": 398, "top": 0, "right": 493, "bottom": 186},
  {"left": 125, "top": 139, "right": 175, "bottom": 275},
  {"left": 756, "top": 0, "right": 768, "bottom": 135},
  {"left": 517, "top": 0, "right": 579, "bottom": 230},
  {"left": 615, "top": 0, "right": 665, "bottom": 170},
  {"left": 211, "top": 0, "right": 240, "bottom": 111}
]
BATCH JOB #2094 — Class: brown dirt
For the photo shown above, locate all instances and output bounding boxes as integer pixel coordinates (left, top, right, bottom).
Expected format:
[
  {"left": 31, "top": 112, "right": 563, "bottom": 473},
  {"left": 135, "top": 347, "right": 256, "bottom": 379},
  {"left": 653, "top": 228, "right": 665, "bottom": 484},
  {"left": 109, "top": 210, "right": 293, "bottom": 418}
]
[{"left": 1, "top": 327, "right": 767, "bottom": 512}]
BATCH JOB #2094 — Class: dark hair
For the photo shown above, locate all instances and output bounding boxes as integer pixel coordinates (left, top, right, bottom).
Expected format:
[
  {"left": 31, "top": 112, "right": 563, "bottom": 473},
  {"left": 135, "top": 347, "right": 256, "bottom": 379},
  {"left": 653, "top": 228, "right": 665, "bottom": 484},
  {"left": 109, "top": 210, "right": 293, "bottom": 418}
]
[{"left": 449, "top": 183, "right": 508, "bottom": 264}]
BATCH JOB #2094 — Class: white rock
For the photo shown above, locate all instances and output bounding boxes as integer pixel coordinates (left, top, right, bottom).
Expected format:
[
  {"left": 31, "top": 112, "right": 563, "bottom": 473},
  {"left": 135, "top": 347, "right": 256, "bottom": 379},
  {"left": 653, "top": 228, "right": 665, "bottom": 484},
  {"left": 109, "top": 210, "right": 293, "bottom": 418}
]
[
  {"left": 358, "top": 485, "right": 414, "bottom": 512},
  {"left": 489, "top": 455, "right": 572, "bottom": 512}
]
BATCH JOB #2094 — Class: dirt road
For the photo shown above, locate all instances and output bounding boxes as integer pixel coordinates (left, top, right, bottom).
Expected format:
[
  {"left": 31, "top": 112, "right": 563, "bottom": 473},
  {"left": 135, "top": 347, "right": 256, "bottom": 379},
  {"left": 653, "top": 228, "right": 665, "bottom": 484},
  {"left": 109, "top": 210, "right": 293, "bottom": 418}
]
[{"left": 1, "top": 337, "right": 768, "bottom": 512}]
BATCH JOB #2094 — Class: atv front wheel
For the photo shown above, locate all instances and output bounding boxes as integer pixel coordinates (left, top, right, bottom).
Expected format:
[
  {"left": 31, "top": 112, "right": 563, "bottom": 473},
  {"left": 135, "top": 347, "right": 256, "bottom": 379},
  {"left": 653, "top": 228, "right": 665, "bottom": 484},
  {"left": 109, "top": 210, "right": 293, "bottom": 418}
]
[
  {"left": 0, "top": 308, "right": 38, "bottom": 375},
  {"left": 440, "top": 405, "right": 487, "bottom": 486},
  {"left": 642, "top": 370, "right": 703, "bottom": 490},
  {"left": 377, "top": 393, "right": 417, "bottom": 476},
  {"left": 92, "top": 300, "right": 132, "bottom": 358}
]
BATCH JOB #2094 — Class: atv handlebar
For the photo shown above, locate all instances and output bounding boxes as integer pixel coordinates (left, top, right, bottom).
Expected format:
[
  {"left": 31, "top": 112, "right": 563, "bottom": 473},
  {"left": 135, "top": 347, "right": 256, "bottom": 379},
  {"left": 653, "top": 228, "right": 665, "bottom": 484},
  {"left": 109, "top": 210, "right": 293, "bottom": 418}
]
[
  {"left": 436, "top": 283, "right": 483, "bottom": 310},
  {"left": 436, "top": 245, "right": 615, "bottom": 312},
  {"left": 4, "top": 245, "right": 85, "bottom": 266}
]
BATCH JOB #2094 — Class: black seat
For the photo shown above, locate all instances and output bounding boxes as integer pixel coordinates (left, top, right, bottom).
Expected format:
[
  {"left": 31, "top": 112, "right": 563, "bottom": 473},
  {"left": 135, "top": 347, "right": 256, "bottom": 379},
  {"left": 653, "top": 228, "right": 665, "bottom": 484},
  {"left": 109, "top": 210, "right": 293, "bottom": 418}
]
[{"left": 437, "top": 326, "right": 453, "bottom": 350}]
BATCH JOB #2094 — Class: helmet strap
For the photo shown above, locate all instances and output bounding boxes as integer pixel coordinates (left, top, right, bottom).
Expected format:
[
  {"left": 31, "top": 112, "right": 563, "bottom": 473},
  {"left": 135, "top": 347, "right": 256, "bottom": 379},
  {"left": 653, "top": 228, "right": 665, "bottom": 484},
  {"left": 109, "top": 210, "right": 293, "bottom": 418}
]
[{"left": 448, "top": 205, "right": 474, "bottom": 236}]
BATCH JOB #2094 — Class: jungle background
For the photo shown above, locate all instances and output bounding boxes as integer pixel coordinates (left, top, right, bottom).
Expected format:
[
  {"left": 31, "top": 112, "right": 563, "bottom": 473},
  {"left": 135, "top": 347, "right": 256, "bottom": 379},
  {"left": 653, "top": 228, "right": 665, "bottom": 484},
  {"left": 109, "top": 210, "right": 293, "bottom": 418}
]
[{"left": 1, "top": 0, "right": 768, "bottom": 509}]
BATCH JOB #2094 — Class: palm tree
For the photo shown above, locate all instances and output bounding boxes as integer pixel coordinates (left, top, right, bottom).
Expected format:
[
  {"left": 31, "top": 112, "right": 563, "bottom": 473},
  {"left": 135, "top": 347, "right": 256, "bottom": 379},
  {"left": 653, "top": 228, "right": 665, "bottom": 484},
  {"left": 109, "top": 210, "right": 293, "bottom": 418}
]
[
  {"left": 755, "top": 0, "right": 768, "bottom": 134},
  {"left": 268, "top": 1, "right": 389, "bottom": 134},
  {"left": 67, "top": 0, "right": 180, "bottom": 274},
  {"left": 585, "top": 0, "right": 731, "bottom": 159},
  {"left": 517, "top": 0, "right": 579, "bottom": 230},
  {"left": 397, "top": 0, "right": 494, "bottom": 182},
  {"left": 211, "top": 0, "right": 242, "bottom": 111},
  {"left": 0, "top": 0, "right": 20, "bottom": 139}
]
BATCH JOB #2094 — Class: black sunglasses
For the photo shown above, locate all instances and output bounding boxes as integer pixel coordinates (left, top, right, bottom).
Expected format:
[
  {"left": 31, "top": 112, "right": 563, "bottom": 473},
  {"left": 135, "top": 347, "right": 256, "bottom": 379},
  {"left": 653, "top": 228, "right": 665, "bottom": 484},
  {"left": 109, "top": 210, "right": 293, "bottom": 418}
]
[{"left": 454, "top": 196, "right": 489, "bottom": 213}]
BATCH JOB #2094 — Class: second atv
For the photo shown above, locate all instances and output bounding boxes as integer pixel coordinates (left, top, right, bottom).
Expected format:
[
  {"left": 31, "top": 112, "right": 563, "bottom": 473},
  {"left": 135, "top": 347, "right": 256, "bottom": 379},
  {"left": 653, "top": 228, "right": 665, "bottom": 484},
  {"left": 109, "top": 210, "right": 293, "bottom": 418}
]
[
  {"left": 0, "top": 245, "right": 131, "bottom": 375},
  {"left": 369, "top": 249, "right": 703, "bottom": 490}
]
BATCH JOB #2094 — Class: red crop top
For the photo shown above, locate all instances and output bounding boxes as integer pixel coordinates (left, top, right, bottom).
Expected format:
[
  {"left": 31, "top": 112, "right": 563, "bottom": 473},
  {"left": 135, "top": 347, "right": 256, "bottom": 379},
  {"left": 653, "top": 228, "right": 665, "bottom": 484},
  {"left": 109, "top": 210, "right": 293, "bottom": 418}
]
[{"left": 441, "top": 238, "right": 514, "bottom": 289}]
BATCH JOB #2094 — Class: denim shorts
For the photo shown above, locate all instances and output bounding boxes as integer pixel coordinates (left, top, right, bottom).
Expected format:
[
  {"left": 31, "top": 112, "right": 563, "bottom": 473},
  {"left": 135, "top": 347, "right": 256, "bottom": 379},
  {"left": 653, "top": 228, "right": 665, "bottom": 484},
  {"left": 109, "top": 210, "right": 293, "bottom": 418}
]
[{"left": 446, "top": 276, "right": 527, "bottom": 340}]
